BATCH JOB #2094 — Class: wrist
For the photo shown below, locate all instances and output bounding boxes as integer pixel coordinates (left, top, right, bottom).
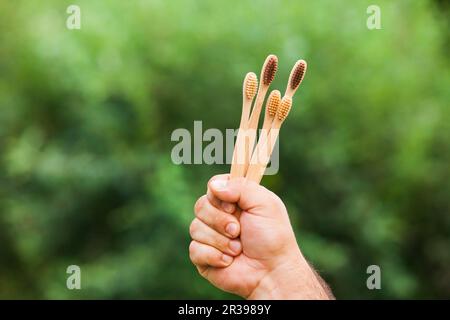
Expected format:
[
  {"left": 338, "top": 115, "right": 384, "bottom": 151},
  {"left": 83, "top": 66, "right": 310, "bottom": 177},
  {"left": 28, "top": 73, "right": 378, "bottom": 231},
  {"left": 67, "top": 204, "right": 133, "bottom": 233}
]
[{"left": 247, "top": 249, "right": 330, "bottom": 300}]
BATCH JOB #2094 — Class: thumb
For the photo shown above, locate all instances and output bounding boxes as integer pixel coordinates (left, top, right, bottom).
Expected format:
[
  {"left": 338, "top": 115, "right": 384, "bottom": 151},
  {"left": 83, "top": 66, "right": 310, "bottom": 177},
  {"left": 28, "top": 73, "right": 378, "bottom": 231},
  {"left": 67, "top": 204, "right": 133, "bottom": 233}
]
[{"left": 208, "top": 177, "right": 274, "bottom": 213}]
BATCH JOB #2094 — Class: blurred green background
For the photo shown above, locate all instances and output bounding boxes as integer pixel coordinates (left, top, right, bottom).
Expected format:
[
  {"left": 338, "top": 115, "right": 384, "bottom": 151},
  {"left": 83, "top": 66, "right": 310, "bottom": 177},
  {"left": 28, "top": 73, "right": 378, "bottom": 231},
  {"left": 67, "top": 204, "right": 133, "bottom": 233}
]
[{"left": 0, "top": 0, "right": 449, "bottom": 299}]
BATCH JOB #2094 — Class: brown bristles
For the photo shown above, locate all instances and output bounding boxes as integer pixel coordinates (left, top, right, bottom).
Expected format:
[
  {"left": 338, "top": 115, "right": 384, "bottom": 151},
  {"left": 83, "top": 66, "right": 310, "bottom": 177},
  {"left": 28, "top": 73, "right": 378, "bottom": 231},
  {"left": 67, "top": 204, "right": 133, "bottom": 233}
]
[
  {"left": 245, "top": 73, "right": 258, "bottom": 99},
  {"left": 290, "top": 60, "right": 307, "bottom": 90},
  {"left": 277, "top": 96, "right": 292, "bottom": 121},
  {"left": 267, "top": 90, "right": 281, "bottom": 117},
  {"left": 263, "top": 55, "right": 278, "bottom": 85}
]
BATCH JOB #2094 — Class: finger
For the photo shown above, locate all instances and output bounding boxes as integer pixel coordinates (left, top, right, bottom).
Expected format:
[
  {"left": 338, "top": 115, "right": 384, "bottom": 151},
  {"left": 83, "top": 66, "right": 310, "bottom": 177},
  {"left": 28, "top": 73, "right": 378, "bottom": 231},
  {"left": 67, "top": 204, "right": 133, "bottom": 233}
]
[
  {"left": 207, "top": 188, "right": 222, "bottom": 209},
  {"left": 189, "top": 240, "right": 234, "bottom": 268},
  {"left": 194, "top": 195, "right": 240, "bottom": 238},
  {"left": 189, "top": 218, "right": 242, "bottom": 256},
  {"left": 207, "top": 189, "right": 236, "bottom": 214},
  {"left": 207, "top": 174, "right": 236, "bottom": 214},
  {"left": 208, "top": 177, "right": 283, "bottom": 216}
]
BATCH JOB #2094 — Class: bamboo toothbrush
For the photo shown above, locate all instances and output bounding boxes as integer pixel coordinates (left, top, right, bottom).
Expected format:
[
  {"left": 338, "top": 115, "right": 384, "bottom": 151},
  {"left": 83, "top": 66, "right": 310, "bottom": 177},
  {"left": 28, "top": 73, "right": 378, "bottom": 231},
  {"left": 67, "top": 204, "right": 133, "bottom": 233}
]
[
  {"left": 230, "top": 72, "right": 258, "bottom": 178},
  {"left": 241, "top": 54, "right": 278, "bottom": 176},
  {"left": 246, "top": 60, "right": 307, "bottom": 183}
]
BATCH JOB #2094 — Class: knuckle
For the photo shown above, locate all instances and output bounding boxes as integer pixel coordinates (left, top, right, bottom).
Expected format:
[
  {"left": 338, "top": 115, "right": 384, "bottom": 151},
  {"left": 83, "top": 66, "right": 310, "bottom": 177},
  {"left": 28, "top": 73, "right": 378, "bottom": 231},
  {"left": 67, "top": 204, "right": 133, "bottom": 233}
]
[
  {"left": 219, "top": 238, "right": 230, "bottom": 251},
  {"left": 194, "top": 195, "right": 207, "bottom": 215},
  {"left": 189, "top": 241, "right": 198, "bottom": 261},
  {"left": 189, "top": 219, "right": 198, "bottom": 238}
]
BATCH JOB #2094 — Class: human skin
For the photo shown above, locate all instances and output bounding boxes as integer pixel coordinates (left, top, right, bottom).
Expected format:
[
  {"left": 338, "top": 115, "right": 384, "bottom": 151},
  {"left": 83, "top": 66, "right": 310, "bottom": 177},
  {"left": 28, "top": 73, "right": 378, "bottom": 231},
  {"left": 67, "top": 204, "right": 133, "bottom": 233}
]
[{"left": 189, "top": 174, "right": 333, "bottom": 299}]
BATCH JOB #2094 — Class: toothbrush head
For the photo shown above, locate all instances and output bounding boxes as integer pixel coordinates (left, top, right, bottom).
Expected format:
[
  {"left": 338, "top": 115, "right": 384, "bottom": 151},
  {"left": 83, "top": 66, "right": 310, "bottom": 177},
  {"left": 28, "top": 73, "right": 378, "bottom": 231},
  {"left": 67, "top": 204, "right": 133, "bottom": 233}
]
[
  {"left": 289, "top": 60, "right": 307, "bottom": 91},
  {"left": 267, "top": 90, "right": 281, "bottom": 117},
  {"left": 277, "top": 96, "right": 292, "bottom": 121},
  {"left": 244, "top": 72, "right": 258, "bottom": 100},
  {"left": 262, "top": 55, "right": 278, "bottom": 86}
]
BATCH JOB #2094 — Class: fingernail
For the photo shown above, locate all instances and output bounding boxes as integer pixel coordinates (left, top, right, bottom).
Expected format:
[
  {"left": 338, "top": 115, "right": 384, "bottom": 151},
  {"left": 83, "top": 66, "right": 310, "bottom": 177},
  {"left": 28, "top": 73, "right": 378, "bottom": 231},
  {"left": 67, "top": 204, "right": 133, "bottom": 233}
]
[
  {"left": 222, "top": 254, "right": 233, "bottom": 264},
  {"left": 225, "top": 223, "right": 239, "bottom": 237},
  {"left": 211, "top": 179, "right": 227, "bottom": 191},
  {"left": 229, "top": 240, "right": 241, "bottom": 253},
  {"left": 222, "top": 202, "right": 234, "bottom": 213}
]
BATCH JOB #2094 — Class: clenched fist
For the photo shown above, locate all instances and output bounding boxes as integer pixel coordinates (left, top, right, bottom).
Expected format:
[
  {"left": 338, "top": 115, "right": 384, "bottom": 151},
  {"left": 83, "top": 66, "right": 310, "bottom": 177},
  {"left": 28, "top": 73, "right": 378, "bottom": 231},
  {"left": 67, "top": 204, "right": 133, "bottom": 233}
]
[{"left": 189, "top": 174, "right": 332, "bottom": 299}]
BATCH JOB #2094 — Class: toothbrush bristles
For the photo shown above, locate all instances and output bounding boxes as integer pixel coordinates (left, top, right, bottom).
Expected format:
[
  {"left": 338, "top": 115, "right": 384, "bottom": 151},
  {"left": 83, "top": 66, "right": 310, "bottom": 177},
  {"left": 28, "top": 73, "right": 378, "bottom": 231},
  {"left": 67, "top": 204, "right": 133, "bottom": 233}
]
[
  {"left": 290, "top": 60, "right": 307, "bottom": 90},
  {"left": 245, "top": 73, "right": 258, "bottom": 99},
  {"left": 263, "top": 55, "right": 278, "bottom": 85},
  {"left": 267, "top": 90, "right": 281, "bottom": 117},
  {"left": 277, "top": 96, "right": 292, "bottom": 121}
]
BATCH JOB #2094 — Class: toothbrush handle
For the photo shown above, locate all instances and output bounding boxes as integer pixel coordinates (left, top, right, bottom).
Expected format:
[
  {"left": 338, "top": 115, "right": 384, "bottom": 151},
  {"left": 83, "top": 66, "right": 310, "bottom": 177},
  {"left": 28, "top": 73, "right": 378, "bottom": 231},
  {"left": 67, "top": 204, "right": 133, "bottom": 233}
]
[{"left": 246, "top": 128, "right": 280, "bottom": 183}]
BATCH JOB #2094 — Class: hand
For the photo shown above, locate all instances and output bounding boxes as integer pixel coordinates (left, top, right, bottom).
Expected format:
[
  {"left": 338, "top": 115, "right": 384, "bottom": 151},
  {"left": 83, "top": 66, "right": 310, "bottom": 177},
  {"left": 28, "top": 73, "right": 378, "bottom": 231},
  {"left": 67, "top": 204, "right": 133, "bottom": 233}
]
[{"left": 189, "top": 174, "right": 332, "bottom": 299}]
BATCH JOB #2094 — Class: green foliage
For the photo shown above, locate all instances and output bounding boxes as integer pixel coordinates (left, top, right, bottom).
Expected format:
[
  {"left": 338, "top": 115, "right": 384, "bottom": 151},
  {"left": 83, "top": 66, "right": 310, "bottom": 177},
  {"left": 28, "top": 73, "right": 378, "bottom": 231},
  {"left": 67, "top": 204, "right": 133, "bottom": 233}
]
[{"left": 0, "top": 0, "right": 448, "bottom": 299}]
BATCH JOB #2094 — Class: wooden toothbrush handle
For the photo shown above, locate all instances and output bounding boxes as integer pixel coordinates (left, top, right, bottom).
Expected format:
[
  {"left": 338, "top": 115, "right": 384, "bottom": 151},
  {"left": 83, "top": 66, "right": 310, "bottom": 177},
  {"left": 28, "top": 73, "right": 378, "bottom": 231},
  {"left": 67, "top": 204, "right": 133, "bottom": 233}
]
[
  {"left": 230, "top": 128, "right": 248, "bottom": 178},
  {"left": 241, "top": 88, "right": 268, "bottom": 175},
  {"left": 246, "top": 128, "right": 280, "bottom": 183}
]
